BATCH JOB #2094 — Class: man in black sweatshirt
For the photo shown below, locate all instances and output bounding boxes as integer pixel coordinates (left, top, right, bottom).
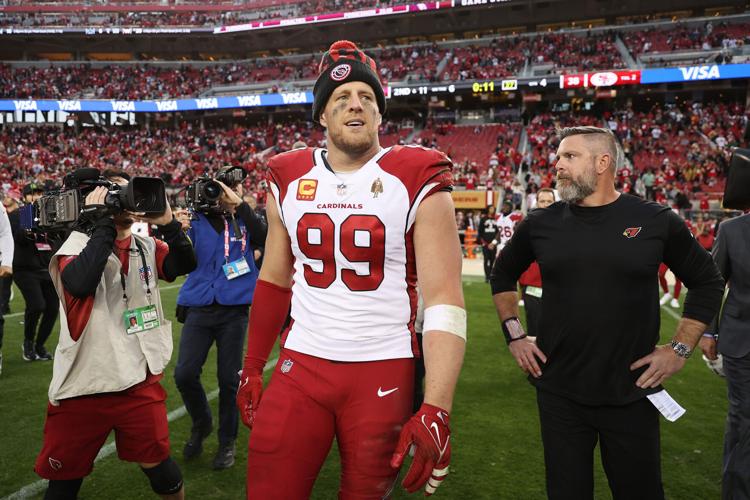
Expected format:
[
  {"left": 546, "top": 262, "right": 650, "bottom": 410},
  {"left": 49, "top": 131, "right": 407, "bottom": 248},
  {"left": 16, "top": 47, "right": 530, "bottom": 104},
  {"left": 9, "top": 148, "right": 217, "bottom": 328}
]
[
  {"left": 11, "top": 183, "right": 59, "bottom": 361},
  {"left": 491, "top": 126, "right": 724, "bottom": 500}
]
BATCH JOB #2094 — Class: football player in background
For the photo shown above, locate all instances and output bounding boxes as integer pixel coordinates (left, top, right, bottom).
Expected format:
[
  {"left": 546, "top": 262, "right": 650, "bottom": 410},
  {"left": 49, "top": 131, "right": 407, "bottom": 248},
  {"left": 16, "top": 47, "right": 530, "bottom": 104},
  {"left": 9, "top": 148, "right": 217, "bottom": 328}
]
[
  {"left": 493, "top": 199, "right": 522, "bottom": 254},
  {"left": 236, "top": 40, "right": 466, "bottom": 499}
]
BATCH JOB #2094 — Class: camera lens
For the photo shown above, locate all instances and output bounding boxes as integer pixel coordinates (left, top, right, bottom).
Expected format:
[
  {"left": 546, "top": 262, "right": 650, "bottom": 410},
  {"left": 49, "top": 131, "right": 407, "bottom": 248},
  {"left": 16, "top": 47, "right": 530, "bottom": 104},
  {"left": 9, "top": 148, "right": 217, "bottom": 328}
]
[
  {"left": 128, "top": 178, "right": 166, "bottom": 213},
  {"left": 203, "top": 180, "right": 223, "bottom": 201}
]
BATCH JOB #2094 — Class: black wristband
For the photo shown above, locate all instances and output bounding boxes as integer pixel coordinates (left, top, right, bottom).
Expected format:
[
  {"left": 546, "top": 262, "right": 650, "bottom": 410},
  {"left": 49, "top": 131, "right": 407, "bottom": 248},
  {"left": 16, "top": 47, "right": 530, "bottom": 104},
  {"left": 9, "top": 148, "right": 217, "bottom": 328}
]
[{"left": 502, "top": 317, "right": 527, "bottom": 345}]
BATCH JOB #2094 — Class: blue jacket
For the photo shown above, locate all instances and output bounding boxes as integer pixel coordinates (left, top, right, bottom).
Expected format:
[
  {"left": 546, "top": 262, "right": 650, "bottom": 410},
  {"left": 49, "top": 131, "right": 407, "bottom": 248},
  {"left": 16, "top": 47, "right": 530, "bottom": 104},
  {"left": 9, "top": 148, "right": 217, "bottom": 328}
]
[{"left": 177, "top": 212, "right": 259, "bottom": 307}]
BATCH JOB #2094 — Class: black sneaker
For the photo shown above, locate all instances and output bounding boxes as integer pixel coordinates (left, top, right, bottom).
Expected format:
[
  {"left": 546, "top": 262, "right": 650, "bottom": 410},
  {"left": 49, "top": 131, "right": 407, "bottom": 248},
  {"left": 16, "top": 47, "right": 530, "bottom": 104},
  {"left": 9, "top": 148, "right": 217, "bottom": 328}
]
[
  {"left": 22, "top": 340, "right": 36, "bottom": 362},
  {"left": 183, "top": 424, "right": 212, "bottom": 460},
  {"left": 212, "top": 443, "right": 235, "bottom": 470},
  {"left": 35, "top": 345, "right": 53, "bottom": 361}
]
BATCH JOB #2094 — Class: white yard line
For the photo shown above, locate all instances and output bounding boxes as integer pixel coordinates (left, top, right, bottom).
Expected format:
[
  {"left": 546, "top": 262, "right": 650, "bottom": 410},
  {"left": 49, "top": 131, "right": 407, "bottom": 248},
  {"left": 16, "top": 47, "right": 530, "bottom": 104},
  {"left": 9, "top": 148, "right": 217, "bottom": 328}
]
[
  {"left": 3, "top": 356, "right": 277, "bottom": 500},
  {"left": 660, "top": 303, "right": 682, "bottom": 321}
]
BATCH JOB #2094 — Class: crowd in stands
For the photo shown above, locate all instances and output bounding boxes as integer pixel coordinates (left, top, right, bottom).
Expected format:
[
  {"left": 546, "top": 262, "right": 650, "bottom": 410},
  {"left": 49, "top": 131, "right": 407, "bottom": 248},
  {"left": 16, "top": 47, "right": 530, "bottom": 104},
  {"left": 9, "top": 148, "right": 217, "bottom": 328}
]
[
  {"left": 0, "top": 99, "right": 745, "bottom": 215},
  {"left": 0, "top": 0, "right": 411, "bottom": 28},
  {"left": 516, "top": 99, "right": 748, "bottom": 213},
  {"left": 622, "top": 21, "right": 750, "bottom": 57},
  {"left": 2, "top": 15, "right": 749, "bottom": 99},
  {"left": 610, "top": 100, "right": 747, "bottom": 206},
  {"left": 0, "top": 32, "right": 625, "bottom": 100},
  {"left": 0, "top": 121, "right": 325, "bottom": 205},
  {"left": 0, "top": 56, "right": 321, "bottom": 99},
  {"left": 416, "top": 120, "right": 523, "bottom": 192}
]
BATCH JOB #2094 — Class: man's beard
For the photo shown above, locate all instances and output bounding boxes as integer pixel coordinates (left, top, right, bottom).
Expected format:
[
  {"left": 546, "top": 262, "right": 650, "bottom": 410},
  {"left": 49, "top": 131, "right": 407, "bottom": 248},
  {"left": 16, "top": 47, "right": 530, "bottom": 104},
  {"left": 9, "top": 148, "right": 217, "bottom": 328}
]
[
  {"left": 557, "top": 165, "right": 598, "bottom": 203},
  {"left": 328, "top": 125, "right": 375, "bottom": 157}
]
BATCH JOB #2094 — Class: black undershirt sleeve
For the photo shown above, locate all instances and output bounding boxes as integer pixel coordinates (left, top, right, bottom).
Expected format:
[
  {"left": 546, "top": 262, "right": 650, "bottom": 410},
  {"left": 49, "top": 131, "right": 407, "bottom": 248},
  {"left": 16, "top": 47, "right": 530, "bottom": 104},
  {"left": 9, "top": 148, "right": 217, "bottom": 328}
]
[
  {"left": 60, "top": 218, "right": 116, "bottom": 298},
  {"left": 236, "top": 202, "right": 268, "bottom": 248},
  {"left": 158, "top": 218, "right": 197, "bottom": 282},
  {"left": 490, "top": 218, "right": 535, "bottom": 295},
  {"left": 662, "top": 211, "right": 725, "bottom": 324}
]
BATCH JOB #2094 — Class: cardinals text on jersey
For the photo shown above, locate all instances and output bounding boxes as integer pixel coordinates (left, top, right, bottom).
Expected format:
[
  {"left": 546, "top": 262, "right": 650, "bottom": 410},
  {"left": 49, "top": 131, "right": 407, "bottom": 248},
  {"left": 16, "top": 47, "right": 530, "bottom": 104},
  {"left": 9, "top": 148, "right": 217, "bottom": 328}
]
[{"left": 266, "top": 145, "right": 453, "bottom": 362}]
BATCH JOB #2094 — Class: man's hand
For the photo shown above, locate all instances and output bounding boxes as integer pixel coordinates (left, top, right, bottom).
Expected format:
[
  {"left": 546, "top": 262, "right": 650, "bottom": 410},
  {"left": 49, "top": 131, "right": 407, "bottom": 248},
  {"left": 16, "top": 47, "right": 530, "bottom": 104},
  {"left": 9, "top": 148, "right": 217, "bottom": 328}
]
[
  {"left": 173, "top": 208, "right": 192, "bottom": 231},
  {"left": 699, "top": 335, "right": 718, "bottom": 361},
  {"left": 630, "top": 344, "right": 687, "bottom": 388},
  {"left": 85, "top": 186, "right": 108, "bottom": 207},
  {"left": 508, "top": 337, "right": 547, "bottom": 378},
  {"left": 0, "top": 266, "right": 12, "bottom": 278},
  {"left": 218, "top": 181, "right": 242, "bottom": 213},
  {"left": 391, "top": 404, "right": 451, "bottom": 496},
  {"left": 236, "top": 370, "right": 264, "bottom": 428}
]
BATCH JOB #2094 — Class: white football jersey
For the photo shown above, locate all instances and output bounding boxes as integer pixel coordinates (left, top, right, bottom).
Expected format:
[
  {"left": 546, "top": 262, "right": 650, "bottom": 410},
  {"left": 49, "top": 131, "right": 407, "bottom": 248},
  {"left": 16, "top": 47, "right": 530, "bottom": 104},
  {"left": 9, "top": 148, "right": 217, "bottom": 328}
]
[
  {"left": 495, "top": 211, "right": 522, "bottom": 249},
  {"left": 267, "top": 146, "right": 453, "bottom": 362}
]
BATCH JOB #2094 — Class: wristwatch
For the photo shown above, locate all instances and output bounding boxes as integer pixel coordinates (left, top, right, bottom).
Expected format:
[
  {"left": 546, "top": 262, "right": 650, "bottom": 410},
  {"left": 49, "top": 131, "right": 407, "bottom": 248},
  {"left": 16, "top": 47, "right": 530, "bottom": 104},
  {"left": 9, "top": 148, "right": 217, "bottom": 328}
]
[{"left": 670, "top": 340, "right": 693, "bottom": 359}]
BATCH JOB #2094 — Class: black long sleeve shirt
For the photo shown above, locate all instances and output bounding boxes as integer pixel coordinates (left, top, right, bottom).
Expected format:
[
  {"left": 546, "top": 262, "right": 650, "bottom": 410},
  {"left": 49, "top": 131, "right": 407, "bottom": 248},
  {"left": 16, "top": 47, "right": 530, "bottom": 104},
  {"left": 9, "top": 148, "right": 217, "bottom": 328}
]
[
  {"left": 8, "top": 208, "right": 55, "bottom": 275},
  {"left": 490, "top": 194, "right": 724, "bottom": 405},
  {"left": 61, "top": 217, "right": 197, "bottom": 298}
]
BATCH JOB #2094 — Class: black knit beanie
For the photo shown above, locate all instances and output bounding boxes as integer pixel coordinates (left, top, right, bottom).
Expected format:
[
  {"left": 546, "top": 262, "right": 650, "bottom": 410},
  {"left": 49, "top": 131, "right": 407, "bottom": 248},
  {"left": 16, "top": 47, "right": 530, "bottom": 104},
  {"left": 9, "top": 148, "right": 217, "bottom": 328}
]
[{"left": 312, "top": 40, "right": 386, "bottom": 123}]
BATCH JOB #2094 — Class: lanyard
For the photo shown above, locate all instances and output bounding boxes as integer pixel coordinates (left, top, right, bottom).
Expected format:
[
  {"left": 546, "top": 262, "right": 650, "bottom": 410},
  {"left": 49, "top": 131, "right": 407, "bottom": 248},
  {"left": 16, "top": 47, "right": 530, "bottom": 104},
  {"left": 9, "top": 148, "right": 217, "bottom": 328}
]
[
  {"left": 223, "top": 216, "right": 246, "bottom": 264},
  {"left": 119, "top": 237, "right": 152, "bottom": 307}
]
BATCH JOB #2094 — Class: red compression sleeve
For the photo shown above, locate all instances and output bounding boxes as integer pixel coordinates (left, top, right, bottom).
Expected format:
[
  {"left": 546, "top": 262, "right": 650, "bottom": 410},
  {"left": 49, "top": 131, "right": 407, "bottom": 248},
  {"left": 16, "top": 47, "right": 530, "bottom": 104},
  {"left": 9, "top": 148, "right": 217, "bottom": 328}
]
[{"left": 243, "top": 279, "right": 292, "bottom": 374}]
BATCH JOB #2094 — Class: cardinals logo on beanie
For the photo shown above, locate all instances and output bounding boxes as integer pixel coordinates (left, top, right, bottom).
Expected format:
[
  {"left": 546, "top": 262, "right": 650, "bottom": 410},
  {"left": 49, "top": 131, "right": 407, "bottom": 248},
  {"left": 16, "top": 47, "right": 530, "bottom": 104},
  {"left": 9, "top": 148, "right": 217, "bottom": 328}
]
[{"left": 312, "top": 40, "right": 386, "bottom": 123}]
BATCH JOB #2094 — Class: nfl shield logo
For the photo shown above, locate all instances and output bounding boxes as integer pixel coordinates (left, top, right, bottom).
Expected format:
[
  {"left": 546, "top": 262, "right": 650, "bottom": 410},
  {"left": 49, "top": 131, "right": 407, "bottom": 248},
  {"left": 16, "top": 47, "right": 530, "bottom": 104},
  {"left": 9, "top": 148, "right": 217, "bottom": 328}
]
[{"left": 281, "top": 359, "right": 293, "bottom": 373}]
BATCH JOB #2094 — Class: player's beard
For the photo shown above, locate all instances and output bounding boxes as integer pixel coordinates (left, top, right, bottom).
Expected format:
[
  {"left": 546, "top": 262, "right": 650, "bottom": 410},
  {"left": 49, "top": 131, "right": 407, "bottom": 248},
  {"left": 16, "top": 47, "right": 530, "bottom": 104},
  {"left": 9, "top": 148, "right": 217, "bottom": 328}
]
[
  {"left": 327, "top": 105, "right": 379, "bottom": 157},
  {"left": 557, "top": 162, "right": 598, "bottom": 203}
]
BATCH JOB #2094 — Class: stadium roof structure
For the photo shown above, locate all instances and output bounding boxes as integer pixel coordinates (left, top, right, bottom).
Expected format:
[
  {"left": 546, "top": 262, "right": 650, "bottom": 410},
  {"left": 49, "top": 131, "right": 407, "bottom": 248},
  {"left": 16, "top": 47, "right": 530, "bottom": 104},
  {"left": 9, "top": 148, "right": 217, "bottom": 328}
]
[{"left": 0, "top": 0, "right": 738, "bottom": 59}]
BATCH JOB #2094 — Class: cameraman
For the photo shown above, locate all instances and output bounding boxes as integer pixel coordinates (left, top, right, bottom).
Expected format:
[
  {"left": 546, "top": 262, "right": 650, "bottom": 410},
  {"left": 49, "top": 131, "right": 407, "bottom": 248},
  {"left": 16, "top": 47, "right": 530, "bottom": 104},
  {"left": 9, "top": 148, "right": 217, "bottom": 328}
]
[
  {"left": 174, "top": 170, "right": 267, "bottom": 470},
  {"left": 35, "top": 169, "right": 196, "bottom": 500},
  {"left": 10, "top": 183, "right": 58, "bottom": 362}
]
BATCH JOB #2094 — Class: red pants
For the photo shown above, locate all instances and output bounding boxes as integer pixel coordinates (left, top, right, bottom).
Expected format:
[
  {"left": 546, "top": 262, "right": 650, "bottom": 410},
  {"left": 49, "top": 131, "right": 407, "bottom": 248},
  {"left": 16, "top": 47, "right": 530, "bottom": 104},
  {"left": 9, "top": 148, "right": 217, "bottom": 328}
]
[
  {"left": 247, "top": 348, "right": 415, "bottom": 499},
  {"left": 35, "top": 382, "right": 171, "bottom": 480},
  {"left": 658, "top": 263, "right": 681, "bottom": 299}
]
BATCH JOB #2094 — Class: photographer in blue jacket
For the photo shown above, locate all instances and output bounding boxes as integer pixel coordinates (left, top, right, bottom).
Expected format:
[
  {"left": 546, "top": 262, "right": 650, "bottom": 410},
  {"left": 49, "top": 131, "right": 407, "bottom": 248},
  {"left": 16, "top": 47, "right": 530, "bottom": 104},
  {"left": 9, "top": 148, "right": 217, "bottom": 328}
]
[{"left": 175, "top": 167, "right": 267, "bottom": 470}]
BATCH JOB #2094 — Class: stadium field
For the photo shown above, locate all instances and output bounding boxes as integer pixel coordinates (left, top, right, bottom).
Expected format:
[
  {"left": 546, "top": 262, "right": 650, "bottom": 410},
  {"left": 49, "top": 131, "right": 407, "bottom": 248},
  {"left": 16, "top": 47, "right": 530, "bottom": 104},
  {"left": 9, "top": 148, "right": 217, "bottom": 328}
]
[{"left": 0, "top": 276, "right": 726, "bottom": 499}]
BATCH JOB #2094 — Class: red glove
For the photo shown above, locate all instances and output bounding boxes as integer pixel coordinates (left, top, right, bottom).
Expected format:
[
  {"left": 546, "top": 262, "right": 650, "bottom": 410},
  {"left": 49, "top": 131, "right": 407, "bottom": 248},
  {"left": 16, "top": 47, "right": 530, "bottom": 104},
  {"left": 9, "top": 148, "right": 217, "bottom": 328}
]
[
  {"left": 236, "top": 369, "right": 264, "bottom": 428},
  {"left": 390, "top": 403, "right": 451, "bottom": 496},
  {"left": 236, "top": 279, "right": 292, "bottom": 429}
]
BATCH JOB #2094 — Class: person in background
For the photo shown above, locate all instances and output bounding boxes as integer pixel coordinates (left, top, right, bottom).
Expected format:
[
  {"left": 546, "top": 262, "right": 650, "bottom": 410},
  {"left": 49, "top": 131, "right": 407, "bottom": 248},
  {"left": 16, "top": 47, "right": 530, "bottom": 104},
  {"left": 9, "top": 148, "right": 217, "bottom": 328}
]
[
  {"left": 699, "top": 212, "right": 750, "bottom": 499},
  {"left": 517, "top": 187, "right": 555, "bottom": 339},
  {"left": 0, "top": 192, "right": 19, "bottom": 315},
  {"left": 478, "top": 205, "right": 498, "bottom": 283},
  {"left": 10, "top": 183, "right": 59, "bottom": 362},
  {"left": 174, "top": 168, "right": 267, "bottom": 470},
  {"left": 0, "top": 199, "right": 13, "bottom": 375}
]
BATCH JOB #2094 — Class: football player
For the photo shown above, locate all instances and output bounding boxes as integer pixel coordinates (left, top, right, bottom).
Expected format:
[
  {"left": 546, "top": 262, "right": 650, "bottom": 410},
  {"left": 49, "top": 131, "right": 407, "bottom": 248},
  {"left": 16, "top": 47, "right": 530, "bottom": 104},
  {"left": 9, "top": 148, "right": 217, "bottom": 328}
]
[{"left": 236, "top": 40, "right": 466, "bottom": 499}]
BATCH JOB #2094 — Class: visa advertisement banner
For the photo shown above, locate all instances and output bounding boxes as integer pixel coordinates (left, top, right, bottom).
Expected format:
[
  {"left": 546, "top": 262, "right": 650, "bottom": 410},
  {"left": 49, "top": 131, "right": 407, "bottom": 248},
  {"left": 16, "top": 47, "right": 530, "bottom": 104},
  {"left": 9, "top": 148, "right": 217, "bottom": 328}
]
[
  {"left": 0, "top": 91, "right": 314, "bottom": 113},
  {"left": 640, "top": 63, "right": 750, "bottom": 84}
]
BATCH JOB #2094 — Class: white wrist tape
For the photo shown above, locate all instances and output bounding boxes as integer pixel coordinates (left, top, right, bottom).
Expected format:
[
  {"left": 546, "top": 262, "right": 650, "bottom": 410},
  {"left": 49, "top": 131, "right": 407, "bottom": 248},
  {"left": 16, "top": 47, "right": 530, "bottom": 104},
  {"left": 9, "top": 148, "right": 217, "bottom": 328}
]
[{"left": 423, "top": 305, "right": 467, "bottom": 341}]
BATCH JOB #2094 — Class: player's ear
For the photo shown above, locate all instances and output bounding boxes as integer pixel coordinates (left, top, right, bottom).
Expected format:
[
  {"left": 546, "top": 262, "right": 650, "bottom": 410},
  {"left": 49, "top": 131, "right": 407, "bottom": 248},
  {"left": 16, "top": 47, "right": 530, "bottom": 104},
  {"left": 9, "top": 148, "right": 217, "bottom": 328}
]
[
  {"left": 319, "top": 111, "right": 328, "bottom": 129},
  {"left": 376, "top": 112, "right": 382, "bottom": 127}
]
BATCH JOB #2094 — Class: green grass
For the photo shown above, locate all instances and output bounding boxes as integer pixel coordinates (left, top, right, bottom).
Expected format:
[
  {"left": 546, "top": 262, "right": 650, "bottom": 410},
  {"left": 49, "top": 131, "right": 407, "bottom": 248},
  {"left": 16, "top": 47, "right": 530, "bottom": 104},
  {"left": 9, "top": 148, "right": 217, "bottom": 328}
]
[{"left": 0, "top": 278, "right": 727, "bottom": 499}]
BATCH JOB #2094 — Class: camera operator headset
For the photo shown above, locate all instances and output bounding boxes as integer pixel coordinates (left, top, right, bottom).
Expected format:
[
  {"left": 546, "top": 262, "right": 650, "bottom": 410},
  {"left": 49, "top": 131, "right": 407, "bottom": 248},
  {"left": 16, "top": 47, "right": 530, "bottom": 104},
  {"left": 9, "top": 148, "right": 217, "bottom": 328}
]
[
  {"left": 174, "top": 166, "right": 267, "bottom": 470},
  {"left": 35, "top": 168, "right": 196, "bottom": 500},
  {"left": 10, "top": 183, "right": 59, "bottom": 362}
]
